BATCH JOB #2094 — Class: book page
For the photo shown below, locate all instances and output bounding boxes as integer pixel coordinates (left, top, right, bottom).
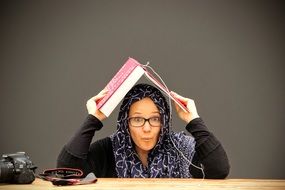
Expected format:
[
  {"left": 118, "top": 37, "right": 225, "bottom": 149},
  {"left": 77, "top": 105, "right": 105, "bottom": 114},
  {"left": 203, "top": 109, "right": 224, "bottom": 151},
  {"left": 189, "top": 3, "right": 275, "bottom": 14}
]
[{"left": 144, "top": 69, "right": 189, "bottom": 112}]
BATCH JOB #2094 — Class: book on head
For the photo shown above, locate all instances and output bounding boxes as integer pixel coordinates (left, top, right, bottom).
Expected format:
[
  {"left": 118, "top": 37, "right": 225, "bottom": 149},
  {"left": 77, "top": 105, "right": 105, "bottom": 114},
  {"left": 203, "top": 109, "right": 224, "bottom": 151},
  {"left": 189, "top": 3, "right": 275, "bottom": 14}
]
[
  {"left": 97, "top": 57, "right": 188, "bottom": 117},
  {"left": 96, "top": 58, "right": 145, "bottom": 117}
]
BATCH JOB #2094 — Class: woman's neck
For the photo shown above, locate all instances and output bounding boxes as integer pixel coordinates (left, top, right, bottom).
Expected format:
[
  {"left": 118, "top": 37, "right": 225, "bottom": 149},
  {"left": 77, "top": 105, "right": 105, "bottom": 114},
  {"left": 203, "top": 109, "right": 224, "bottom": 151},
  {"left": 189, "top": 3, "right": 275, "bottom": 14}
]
[{"left": 136, "top": 148, "right": 149, "bottom": 167}]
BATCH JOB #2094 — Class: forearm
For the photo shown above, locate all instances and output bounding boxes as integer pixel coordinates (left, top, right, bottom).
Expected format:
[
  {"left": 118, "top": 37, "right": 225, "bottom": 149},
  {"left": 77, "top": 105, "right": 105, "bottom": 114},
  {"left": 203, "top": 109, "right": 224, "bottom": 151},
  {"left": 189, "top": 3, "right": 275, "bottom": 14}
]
[
  {"left": 57, "top": 114, "right": 103, "bottom": 170},
  {"left": 186, "top": 118, "right": 230, "bottom": 178},
  {"left": 65, "top": 114, "right": 103, "bottom": 158}
]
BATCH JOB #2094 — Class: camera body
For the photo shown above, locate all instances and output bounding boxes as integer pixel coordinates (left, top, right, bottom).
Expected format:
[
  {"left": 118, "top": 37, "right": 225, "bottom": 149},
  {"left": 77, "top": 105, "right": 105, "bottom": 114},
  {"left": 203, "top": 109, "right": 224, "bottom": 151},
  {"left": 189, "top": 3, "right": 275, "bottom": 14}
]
[{"left": 0, "top": 152, "right": 37, "bottom": 184}]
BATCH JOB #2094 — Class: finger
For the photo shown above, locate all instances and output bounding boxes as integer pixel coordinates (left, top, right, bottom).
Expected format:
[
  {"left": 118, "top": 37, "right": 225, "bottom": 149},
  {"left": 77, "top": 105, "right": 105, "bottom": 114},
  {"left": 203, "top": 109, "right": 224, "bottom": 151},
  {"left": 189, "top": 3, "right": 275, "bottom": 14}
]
[
  {"left": 172, "top": 100, "right": 181, "bottom": 111},
  {"left": 91, "top": 89, "right": 109, "bottom": 101},
  {"left": 171, "top": 91, "right": 188, "bottom": 104},
  {"left": 97, "top": 88, "right": 109, "bottom": 98},
  {"left": 94, "top": 94, "right": 106, "bottom": 102},
  {"left": 99, "top": 88, "right": 109, "bottom": 95}
]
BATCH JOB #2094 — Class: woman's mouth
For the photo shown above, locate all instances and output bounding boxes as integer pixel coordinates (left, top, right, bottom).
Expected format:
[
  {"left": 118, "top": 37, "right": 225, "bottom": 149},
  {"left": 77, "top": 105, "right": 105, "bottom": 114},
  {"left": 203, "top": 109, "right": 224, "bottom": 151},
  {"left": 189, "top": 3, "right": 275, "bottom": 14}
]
[{"left": 142, "top": 137, "right": 152, "bottom": 141}]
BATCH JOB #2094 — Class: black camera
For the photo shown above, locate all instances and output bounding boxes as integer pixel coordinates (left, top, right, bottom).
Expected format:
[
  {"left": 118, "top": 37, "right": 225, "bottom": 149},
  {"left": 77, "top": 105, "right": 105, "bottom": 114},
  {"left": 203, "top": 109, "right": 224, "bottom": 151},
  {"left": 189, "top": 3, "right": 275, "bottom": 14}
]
[{"left": 0, "top": 152, "right": 37, "bottom": 184}]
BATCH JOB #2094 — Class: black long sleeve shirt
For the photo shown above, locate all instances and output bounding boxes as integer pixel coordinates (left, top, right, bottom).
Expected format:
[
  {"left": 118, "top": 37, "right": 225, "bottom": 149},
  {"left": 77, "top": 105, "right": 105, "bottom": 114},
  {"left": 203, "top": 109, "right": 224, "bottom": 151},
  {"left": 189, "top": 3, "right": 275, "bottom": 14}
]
[{"left": 57, "top": 115, "right": 230, "bottom": 178}]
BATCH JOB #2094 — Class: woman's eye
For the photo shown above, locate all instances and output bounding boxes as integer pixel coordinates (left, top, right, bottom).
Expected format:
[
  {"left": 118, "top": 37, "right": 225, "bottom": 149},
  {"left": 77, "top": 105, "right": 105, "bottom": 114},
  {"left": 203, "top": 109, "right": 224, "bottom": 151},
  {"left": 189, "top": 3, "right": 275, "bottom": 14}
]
[
  {"left": 151, "top": 117, "right": 160, "bottom": 122},
  {"left": 134, "top": 117, "right": 143, "bottom": 122}
]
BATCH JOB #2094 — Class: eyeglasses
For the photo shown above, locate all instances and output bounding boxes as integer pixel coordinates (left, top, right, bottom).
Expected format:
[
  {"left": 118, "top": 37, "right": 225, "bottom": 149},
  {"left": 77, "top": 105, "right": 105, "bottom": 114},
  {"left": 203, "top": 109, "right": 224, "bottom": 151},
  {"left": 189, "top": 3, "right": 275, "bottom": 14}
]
[{"left": 128, "top": 117, "right": 161, "bottom": 127}]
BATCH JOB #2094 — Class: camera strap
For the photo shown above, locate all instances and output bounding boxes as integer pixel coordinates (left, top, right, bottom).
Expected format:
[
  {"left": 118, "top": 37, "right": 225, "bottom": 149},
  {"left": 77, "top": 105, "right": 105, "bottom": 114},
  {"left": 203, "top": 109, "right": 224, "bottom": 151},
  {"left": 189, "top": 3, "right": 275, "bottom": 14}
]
[{"left": 38, "top": 168, "right": 97, "bottom": 186}]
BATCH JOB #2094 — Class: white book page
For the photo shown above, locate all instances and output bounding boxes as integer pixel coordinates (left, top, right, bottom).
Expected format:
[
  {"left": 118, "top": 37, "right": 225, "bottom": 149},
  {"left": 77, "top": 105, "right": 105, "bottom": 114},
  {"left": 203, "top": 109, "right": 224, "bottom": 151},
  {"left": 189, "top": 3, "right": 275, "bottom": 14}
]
[
  {"left": 144, "top": 71, "right": 189, "bottom": 113},
  {"left": 100, "top": 66, "right": 145, "bottom": 117}
]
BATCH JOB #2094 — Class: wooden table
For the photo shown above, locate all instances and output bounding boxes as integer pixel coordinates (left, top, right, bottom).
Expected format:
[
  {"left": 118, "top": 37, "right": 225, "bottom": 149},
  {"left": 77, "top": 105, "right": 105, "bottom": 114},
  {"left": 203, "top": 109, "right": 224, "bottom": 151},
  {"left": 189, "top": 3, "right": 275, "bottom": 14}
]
[{"left": 0, "top": 178, "right": 285, "bottom": 190}]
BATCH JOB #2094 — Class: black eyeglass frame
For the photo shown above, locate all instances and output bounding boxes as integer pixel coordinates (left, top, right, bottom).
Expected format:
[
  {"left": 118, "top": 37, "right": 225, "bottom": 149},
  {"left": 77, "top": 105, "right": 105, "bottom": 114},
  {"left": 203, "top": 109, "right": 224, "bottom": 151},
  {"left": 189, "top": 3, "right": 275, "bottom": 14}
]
[{"left": 127, "top": 117, "right": 161, "bottom": 127}]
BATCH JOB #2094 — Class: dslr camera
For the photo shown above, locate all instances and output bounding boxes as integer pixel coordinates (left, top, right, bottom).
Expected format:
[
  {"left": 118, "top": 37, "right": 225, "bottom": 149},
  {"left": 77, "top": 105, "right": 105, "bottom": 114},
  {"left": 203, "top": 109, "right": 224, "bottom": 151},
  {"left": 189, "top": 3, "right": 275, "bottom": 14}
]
[{"left": 0, "top": 152, "right": 37, "bottom": 184}]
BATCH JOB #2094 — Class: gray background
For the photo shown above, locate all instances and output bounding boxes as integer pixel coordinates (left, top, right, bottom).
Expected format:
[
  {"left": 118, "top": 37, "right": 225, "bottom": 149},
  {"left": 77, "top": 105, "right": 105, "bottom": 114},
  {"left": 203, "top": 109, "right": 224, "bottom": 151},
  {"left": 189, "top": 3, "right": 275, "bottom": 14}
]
[{"left": 0, "top": 0, "right": 284, "bottom": 179}]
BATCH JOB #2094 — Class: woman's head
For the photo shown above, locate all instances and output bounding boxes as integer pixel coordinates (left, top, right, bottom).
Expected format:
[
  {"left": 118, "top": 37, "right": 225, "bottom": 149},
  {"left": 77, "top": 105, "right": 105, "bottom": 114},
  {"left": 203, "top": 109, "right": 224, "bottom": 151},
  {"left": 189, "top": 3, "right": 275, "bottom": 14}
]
[
  {"left": 112, "top": 83, "right": 196, "bottom": 177},
  {"left": 116, "top": 83, "right": 170, "bottom": 153},
  {"left": 128, "top": 97, "right": 161, "bottom": 155}
]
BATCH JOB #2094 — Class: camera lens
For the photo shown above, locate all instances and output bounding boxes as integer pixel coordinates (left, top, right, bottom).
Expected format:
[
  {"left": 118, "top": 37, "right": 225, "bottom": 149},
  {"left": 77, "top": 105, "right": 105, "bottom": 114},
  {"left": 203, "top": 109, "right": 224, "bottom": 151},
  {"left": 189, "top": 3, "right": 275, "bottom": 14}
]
[{"left": 0, "top": 161, "right": 14, "bottom": 183}]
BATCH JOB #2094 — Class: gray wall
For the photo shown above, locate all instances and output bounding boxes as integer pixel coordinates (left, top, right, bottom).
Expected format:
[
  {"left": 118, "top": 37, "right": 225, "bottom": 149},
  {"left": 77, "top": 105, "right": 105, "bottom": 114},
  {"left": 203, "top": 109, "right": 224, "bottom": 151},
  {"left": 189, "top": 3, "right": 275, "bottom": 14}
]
[{"left": 1, "top": 0, "right": 284, "bottom": 179}]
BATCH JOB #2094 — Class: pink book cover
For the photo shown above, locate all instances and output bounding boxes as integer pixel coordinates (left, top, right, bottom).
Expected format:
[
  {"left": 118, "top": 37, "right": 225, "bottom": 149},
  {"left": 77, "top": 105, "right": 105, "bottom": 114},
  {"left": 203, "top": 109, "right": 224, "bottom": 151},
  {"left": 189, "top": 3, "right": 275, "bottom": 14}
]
[{"left": 96, "top": 57, "right": 142, "bottom": 109}]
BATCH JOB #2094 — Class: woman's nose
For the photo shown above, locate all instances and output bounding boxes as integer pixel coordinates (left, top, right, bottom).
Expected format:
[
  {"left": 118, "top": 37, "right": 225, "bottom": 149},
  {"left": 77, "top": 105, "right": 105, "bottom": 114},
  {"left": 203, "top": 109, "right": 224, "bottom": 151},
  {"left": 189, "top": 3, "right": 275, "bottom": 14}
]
[{"left": 142, "top": 121, "right": 151, "bottom": 132}]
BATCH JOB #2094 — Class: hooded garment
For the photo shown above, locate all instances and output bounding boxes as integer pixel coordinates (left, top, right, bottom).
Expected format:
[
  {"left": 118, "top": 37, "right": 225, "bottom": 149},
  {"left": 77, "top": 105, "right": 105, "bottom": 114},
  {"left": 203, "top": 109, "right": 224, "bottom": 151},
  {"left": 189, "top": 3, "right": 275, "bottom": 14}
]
[{"left": 110, "top": 83, "right": 196, "bottom": 178}]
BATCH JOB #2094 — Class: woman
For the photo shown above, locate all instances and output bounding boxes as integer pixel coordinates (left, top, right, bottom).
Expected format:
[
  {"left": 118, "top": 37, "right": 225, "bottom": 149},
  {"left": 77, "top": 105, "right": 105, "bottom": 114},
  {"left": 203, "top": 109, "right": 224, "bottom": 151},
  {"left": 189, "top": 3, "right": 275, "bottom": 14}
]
[{"left": 57, "top": 83, "right": 230, "bottom": 178}]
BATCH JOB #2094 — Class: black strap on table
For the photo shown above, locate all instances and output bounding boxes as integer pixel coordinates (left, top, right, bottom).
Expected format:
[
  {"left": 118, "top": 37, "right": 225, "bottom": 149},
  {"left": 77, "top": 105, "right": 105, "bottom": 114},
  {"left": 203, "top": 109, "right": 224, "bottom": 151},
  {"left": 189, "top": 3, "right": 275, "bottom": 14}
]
[{"left": 38, "top": 168, "right": 97, "bottom": 186}]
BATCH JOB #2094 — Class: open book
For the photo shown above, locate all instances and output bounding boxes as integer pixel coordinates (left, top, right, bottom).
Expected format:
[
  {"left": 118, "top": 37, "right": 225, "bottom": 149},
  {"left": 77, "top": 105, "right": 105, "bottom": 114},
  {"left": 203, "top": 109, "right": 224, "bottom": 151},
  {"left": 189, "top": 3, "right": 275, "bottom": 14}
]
[{"left": 97, "top": 57, "right": 188, "bottom": 117}]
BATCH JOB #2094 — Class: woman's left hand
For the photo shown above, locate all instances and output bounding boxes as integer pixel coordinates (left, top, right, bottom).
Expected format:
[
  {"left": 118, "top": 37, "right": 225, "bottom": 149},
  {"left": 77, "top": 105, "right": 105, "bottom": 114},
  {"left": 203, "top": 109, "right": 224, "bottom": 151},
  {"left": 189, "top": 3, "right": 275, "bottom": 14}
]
[{"left": 170, "top": 91, "right": 200, "bottom": 123}]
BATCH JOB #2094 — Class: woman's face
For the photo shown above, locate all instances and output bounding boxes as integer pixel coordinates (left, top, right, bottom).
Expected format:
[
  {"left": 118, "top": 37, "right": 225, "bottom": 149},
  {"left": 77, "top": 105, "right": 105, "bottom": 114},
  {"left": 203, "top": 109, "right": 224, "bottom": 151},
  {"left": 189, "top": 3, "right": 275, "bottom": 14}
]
[{"left": 128, "top": 97, "right": 161, "bottom": 155}]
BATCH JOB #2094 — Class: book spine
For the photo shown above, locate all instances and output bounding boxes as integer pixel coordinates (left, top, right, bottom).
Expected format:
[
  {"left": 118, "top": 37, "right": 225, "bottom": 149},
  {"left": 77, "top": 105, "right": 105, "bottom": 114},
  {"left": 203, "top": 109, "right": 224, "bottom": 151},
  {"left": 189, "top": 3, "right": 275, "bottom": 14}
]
[{"left": 97, "top": 58, "right": 141, "bottom": 109}]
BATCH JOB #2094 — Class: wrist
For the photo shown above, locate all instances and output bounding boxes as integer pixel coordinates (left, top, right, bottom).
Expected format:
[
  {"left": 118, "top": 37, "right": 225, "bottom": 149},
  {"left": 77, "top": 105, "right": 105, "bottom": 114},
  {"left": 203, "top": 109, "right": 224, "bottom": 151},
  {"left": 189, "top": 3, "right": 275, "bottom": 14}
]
[
  {"left": 94, "top": 112, "right": 107, "bottom": 121},
  {"left": 186, "top": 114, "right": 200, "bottom": 123}
]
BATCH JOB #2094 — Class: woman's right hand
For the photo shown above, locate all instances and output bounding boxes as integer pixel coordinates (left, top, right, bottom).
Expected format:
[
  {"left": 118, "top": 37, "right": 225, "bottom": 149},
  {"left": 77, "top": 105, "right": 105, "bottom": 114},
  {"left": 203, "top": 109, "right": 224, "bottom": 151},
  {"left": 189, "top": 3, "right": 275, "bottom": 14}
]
[{"left": 86, "top": 89, "right": 108, "bottom": 121}]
